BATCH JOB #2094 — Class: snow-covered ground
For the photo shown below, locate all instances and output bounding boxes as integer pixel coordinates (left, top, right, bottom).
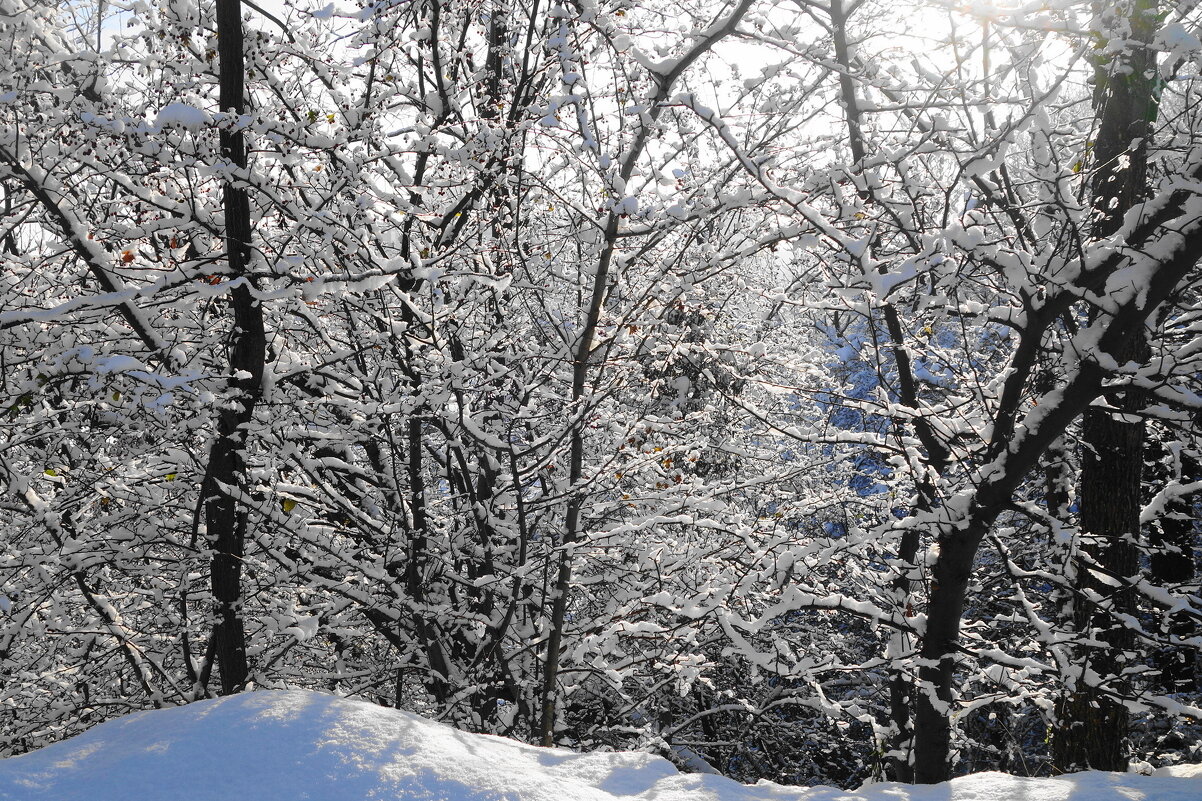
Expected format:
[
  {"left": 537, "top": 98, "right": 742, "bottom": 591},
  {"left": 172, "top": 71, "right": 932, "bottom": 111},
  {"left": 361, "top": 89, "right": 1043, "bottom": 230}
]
[{"left": 0, "top": 690, "right": 1197, "bottom": 801}]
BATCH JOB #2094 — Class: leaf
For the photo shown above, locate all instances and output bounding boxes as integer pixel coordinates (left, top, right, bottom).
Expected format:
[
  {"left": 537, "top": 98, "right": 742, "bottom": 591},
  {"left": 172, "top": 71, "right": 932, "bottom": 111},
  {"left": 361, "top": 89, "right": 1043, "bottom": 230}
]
[
  {"left": 6, "top": 393, "right": 32, "bottom": 417},
  {"left": 164, "top": 473, "right": 177, "bottom": 481},
  {"left": 282, "top": 498, "right": 297, "bottom": 513},
  {"left": 43, "top": 468, "right": 57, "bottom": 477}
]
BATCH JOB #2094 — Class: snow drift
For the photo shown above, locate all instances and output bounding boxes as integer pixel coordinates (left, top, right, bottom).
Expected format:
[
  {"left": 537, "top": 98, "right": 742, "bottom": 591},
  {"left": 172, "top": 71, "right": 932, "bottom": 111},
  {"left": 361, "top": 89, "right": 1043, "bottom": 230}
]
[{"left": 0, "top": 690, "right": 1198, "bottom": 801}]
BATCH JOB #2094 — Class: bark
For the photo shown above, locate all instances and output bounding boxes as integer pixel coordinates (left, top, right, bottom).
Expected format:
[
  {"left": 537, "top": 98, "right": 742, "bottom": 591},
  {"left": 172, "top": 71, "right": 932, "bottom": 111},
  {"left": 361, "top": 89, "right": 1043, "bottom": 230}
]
[
  {"left": 1052, "top": 0, "right": 1158, "bottom": 772},
  {"left": 912, "top": 529, "right": 981, "bottom": 783},
  {"left": 1053, "top": 396, "right": 1143, "bottom": 771},
  {"left": 828, "top": 2, "right": 946, "bottom": 778},
  {"left": 203, "top": 0, "right": 265, "bottom": 695},
  {"left": 885, "top": 527, "right": 919, "bottom": 783},
  {"left": 830, "top": 0, "right": 865, "bottom": 167}
]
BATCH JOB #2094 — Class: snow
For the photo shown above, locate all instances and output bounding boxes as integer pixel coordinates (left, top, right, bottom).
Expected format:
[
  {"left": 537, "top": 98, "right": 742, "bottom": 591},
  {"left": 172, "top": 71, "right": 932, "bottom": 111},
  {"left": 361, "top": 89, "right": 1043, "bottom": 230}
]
[
  {"left": 93, "top": 354, "right": 149, "bottom": 374},
  {"left": 1156, "top": 22, "right": 1202, "bottom": 58},
  {"left": 0, "top": 691, "right": 1198, "bottom": 801},
  {"left": 153, "top": 103, "right": 212, "bottom": 132},
  {"left": 1157, "top": 764, "right": 1202, "bottom": 779}
]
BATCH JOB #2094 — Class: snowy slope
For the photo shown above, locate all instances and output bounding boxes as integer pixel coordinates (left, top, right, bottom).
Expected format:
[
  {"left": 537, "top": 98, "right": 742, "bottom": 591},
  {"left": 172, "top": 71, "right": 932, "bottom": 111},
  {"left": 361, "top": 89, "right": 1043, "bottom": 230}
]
[{"left": 0, "top": 690, "right": 1198, "bottom": 801}]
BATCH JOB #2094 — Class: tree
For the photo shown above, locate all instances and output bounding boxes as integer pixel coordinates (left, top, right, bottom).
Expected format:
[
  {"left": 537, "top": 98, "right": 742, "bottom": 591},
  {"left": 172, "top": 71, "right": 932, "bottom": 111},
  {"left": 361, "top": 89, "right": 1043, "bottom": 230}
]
[
  {"left": 1052, "top": 0, "right": 1158, "bottom": 773},
  {"left": 680, "top": 0, "right": 1202, "bottom": 781},
  {"left": 1, "top": 0, "right": 1201, "bottom": 789}
]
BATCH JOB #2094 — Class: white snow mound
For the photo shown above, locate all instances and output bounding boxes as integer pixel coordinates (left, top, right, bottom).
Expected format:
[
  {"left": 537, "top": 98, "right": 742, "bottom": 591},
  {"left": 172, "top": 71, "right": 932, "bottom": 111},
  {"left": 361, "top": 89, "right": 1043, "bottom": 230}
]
[
  {"left": 0, "top": 690, "right": 1199, "bottom": 801},
  {"left": 153, "top": 102, "right": 212, "bottom": 131}
]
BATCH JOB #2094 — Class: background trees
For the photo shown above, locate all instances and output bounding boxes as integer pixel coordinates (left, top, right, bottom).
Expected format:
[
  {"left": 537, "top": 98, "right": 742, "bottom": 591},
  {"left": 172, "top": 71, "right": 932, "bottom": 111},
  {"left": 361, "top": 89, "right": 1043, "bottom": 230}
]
[{"left": 0, "top": 0, "right": 1200, "bottom": 788}]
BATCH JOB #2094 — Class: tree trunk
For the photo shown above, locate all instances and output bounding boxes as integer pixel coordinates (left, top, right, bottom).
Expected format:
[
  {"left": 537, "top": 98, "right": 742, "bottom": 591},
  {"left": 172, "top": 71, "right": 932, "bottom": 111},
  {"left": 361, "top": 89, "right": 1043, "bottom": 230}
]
[
  {"left": 885, "top": 526, "right": 919, "bottom": 783},
  {"left": 203, "top": 0, "right": 265, "bottom": 695},
  {"left": 1053, "top": 400, "right": 1143, "bottom": 771},
  {"left": 1053, "top": 0, "right": 1158, "bottom": 771},
  {"left": 912, "top": 528, "right": 980, "bottom": 783}
]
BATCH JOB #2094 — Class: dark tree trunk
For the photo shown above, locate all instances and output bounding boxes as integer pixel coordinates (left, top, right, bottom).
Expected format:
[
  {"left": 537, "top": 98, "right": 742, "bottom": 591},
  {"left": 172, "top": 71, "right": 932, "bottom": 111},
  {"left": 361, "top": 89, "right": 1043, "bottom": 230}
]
[
  {"left": 885, "top": 526, "right": 920, "bottom": 783},
  {"left": 1052, "top": 0, "right": 1158, "bottom": 772},
  {"left": 912, "top": 528, "right": 980, "bottom": 783},
  {"left": 203, "top": 0, "right": 265, "bottom": 695},
  {"left": 1053, "top": 399, "right": 1143, "bottom": 771}
]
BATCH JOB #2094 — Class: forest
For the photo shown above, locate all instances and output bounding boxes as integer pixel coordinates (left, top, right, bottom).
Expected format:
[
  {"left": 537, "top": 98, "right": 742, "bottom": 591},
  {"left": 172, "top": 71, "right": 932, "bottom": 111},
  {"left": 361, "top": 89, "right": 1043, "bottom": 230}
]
[{"left": 0, "top": 0, "right": 1199, "bottom": 789}]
